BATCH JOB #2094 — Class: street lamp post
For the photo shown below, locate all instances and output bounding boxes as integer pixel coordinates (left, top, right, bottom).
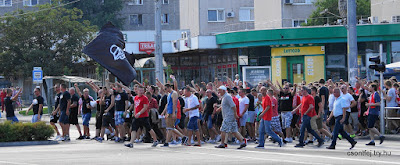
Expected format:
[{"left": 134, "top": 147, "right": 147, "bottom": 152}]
[{"left": 154, "top": 0, "right": 164, "bottom": 83}]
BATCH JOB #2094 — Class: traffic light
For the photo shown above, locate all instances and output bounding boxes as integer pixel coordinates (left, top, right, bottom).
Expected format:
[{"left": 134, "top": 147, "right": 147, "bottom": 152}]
[{"left": 369, "top": 56, "right": 386, "bottom": 72}]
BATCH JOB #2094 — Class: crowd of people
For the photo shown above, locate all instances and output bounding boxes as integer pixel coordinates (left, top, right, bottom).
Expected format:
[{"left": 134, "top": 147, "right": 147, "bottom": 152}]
[{"left": 2, "top": 75, "right": 400, "bottom": 150}]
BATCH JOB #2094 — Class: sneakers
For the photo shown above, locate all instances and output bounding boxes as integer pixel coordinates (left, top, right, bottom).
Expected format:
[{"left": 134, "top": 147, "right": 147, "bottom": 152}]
[
  {"left": 366, "top": 141, "right": 375, "bottom": 146},
  {"left": 170, "top": 140, "right": 179, "bottom": 145},
  {"left": 326, "top": 145, "right": 335, "bottom": 149},
  {"left": 285, "top": 137, "right": 293, "bottom": 143},
  {"left": 237, "top": 142, "right": 247, "bottom": 149},
  {"left": 306, "top": 140, "right": 314, "bottom": 145},
  {"left": 294, "top": 143, "right": 305, "bottom": 148},
  {"left": 317, "top": 141, "right": 324, "bottom": 147},
  {"left": 379, "top": 136, "right": 385, "bottom": 144},
  {"left": 63, "top": 136, "right": 71, "bottom": 141},
  {"left": 161, "top": 143, "right": 169, "bottom": 147},
  {"left": 77, "top": 136, "right": 85, "bottom": 140},
  {"left": 255, "top": 145, "right": 264, "bottom": 149},
  {"left": 58, "top": 136, "right": 65, "bottom": 141},
  {"left": 350, "top": 134, "right": 356, "bottom": 138},
  {"left": 215, "top": 144, "right": 226, "bottom": 148},
  {"left": 193, "top": 143, "right": 201, "bottom": 147},
  {"left": 207, "top": 139, "right": 216, "bottom": 144},
  {"left": 96, "top": 137, "right": 104, "bottom": 143},
  {"left": 215, "top": 135, "right": 221, "bottom": 142},
  {"left": 54, "top": 135, "right": 61, "bottom": 141},
  {"left": 338, "top": 134, "right": 342, "bottom": 140},
  {"left": 350, "top": 141, "right": 357, "bottom": 149},
  {"left": 85, "top": 136, "right": 91, "bottom": 139},
  {"left": 125, "top": 143, "right": 133, "bottom": 148},
  {"left": 152, "top": 141, "right": 158, "bottom": 147}
]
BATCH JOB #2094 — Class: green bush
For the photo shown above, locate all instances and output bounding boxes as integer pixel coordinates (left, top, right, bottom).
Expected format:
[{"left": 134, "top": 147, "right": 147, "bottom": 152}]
[
  {"left": 19, "top": 107, "right": 49, "bottom": 116},
  {"left": 0, "top": 121, "right": 54, "bottom": 142}
]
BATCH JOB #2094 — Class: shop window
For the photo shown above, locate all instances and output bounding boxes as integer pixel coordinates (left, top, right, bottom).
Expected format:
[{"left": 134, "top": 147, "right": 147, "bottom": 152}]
[
  {"left": 392, "top": 41, "right": 400, "bottom": 63},
  {"left": 326, "top": 54, "right": 347, "bottom": 82}
]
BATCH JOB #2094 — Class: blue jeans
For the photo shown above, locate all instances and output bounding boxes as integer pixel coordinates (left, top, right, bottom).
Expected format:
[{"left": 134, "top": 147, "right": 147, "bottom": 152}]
[
  {"left": 187, "top": 116, "right": 199, "bottom": 131},
  {"left": 330, "top": 115, "right": 356, "bottom": 147},
  {"left": 258, "top": 119, "right": 282, "bottom": 146},
  {"left": 299, "top": 115, "right": 323, "bottom": 145},
  {"left": 82, "top": 113, "right": 91, "bottom": 126},
  {"left": 7, "top": 116, "right": 19, "bottom": 123},
  {"left": 32, "top": 114, "right": 41, "bottom": 123}
]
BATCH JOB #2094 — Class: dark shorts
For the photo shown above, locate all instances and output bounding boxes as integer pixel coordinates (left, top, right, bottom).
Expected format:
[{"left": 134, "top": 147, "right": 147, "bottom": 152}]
[
  {"left": 95, "top": 113, "right": 103, "bottom": 130},
  {"left": 131, "top": 117, "right": 151, "bottom": 132},
  {"left": 50, "top": 114, "right": 59, "bottom": 123},
  {"left": 358, "top": 115, "right": 367, "bottom": 128},
  {"left": 178, "top": 114, "right": 186, "bottom": 129},
  {"left": 216, "top": 113, "right": 223, "bottom": 126},
  {"left": 367, "top": 114, "right": 379, "bottom": 128},
  {"left": 102, "top": 113, "right": 115, "bottom": 128},
  {"left": 187, "top": 116, "right": 199, "bottom": 131},
  {"left": 343, "top": 111, "right": 350, "bottom": 125},
  {"left": 291, "top": 114, "right": 300, "bottom": 128},
  {"left": 59, "top": 111, "right": 69, "bottom": 124},
  {"left": 69, "top": 114, "right": 79, "bottom": 125}
]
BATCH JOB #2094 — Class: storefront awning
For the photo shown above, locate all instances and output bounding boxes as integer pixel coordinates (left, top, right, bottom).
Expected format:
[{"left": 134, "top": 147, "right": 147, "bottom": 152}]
[{"left": 134, "top": 57, "right": 168, "bottom": 68}]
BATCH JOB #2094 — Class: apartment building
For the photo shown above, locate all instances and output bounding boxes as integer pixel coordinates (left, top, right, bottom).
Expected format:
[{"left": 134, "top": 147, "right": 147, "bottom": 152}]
[
  {"left": 254, "top": 0, "right": 316, "bottom": 29},
  {"left": 370, "top": 0, "right": 400, "bottom": 23}
]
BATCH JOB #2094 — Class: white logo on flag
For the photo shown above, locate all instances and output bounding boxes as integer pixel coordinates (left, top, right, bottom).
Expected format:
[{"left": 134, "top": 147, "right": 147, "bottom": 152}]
[{"left": 110, "top": 44, "right": 126, "bottom": 61}]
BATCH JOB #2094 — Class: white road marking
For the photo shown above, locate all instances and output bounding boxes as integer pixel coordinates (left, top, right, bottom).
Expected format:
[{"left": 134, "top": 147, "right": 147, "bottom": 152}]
[{"left": 0, "top": 161, "right": 38, "bottom": 165}]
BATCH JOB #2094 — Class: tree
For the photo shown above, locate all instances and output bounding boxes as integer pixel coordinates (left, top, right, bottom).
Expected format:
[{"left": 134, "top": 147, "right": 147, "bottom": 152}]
[
  {"left": 305, "top": 0, "right": 371, "bottom": 26},
  {"left": 0, "top": 3, "right": 97, "bottom": 78},
  {"left": 63, "top": 0, "right": 125, "bottom": 30}
]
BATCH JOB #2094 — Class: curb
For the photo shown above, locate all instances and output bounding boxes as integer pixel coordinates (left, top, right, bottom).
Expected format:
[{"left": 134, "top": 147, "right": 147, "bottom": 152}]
[{"left": 0, "top": 140, "right": 59, "bottom": 147}]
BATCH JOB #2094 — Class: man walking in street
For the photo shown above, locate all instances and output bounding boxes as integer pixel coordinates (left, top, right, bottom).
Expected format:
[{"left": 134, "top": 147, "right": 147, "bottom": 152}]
[
  {"left": 26, "top": 88, "right": 44, "bottom": 123},
  {"left": 365, "top": 84, "right": 385, "bottom": 146},
  {"left": 69, "top": 87, "right": 84, "bottom": 140},
  {"left": 293, "top": 86, "right": 324, "bottom": 148},
  {"left": 114, "top": 83, "right": 129, "bottom": 142},
  {"left": 53, "top": 84, "right": 71, "bottom": 141},
  {"left": 183, "top": 87, "right": 201, "bottom": 146},
  {"left": 51, "top": 84, "right": 62, "bottom": 140},
  {"left": 5, "top": 88, "right": 22, "bottom": 123},
  {"left": 215, "top": 86, "right": 246, "bottom": 149},
  {"left": 326, "top": 88, "right": 357, "bottom": 149},
  {"left": 74, "top": 84, "right": 94, "bottom": 139}
]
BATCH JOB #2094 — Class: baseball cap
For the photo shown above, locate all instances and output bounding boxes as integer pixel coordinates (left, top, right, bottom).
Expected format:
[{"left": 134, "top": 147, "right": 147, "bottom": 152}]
[{"left": 218, "top": 86, "right": 227, "bottom": 91}]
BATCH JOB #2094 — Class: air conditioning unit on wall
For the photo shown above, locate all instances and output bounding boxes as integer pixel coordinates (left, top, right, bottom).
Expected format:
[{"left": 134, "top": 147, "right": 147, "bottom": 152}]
[{"left": 227, "top": 12, "right": 235, "bottom": 18}]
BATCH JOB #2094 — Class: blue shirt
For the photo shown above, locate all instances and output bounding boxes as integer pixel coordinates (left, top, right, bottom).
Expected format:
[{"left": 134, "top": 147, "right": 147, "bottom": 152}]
[
  {"left": 167, "top": 93, "right": 173, "bottom": 114},
  {"left": 369, "top": 92, "right": 381, "bottom": 115},
  {"left": 333, "top": 96, "right": 347, "bottom": 117}
]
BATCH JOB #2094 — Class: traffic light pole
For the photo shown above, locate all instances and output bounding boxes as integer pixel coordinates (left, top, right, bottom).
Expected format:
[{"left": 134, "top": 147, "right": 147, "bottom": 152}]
[
  {"left": 347, "top": 0, "right": 359, "bottom": 86},
  {"left": 379, "top": 43, "right": 385, "bottom": 135}
]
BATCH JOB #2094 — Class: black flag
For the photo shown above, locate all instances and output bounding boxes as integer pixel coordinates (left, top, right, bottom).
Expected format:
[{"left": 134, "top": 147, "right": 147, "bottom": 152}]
[{"left": 83, "top": 22, "right": 136, "bottom": 86}]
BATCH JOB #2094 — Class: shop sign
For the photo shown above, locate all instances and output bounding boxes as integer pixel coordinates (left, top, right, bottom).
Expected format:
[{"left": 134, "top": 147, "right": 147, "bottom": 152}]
[
  {"left": 271, "top": 46, "right": 325, "bottom": 57},
  {"left": 242, "top": 66, "right": 271, "bottom": 88},
  {"left": 139, "top": 42, "right": 155, "bottom": 55}
]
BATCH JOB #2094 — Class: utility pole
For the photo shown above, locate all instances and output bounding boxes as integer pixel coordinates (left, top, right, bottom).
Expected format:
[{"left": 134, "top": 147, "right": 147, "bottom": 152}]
[
  {"left": 347, "top": 0, "right": 358, "bottom": 86},
  {"left": 154, "top": 0, "right": 164, "bottom": 83},
  {"left": 379, "top": 44, "right": 385, "bottom": 134}
]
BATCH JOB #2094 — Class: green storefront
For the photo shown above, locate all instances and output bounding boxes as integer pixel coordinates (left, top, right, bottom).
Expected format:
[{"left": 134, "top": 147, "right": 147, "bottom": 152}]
[{"left": 216, "top": 24, "right": 400, "bottom": 84}]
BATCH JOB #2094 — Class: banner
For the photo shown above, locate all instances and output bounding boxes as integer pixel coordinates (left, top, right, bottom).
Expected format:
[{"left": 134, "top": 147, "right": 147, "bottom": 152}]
[{"left": 83, "top": 22, "right": 136, "bottom": 86}]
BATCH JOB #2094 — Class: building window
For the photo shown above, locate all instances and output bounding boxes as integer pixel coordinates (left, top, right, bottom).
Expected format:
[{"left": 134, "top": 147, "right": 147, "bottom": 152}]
[
  {"left": 293, "top": 0, "right": 313, "bottom": 4},
  {"left": 293, "top": 19, "right": 306, "bottom": 27},
  {"left": 24, "top": 0, "right": 38, "bottom": 6},
  {"left": 162, "top": 14, "right": 169, "bottom": 24},
  {"left": 208, "top": 9, "right": 225, "bottom": 22},
  {"left": 392, "top": 16, "right": 400, "bottom": 23},
  {"left": 0, "top": 0, "right": 12, "bottom": 6},
  {"left": 239, "top": 7, "right": 254, "bottom": 21},
  {"left": 163, "top": 0, "right": 169, "bottom": 4},
  {"left": 128, "top": 0, "right": 143, "bottom": 5},
  {"left": 130, "top": 14, "right": 143, "bottom": 25}
]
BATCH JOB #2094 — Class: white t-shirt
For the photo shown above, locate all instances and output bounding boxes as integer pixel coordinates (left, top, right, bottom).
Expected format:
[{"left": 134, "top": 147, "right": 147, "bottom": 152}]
[
  {"left": 184, "top": 94, "right": 200, "bottom": 118},
  {"left": 341, "top": 93, "right": 354, "bottom": 112},
  {"left": 238, "top": 96, "right": 249, "bottom": 114},
  {"left": 387, "top": 88, "right": 398, "bottom": 107},
  {"left": 328, "top": 94, "right": 335, "bottom": 112}
]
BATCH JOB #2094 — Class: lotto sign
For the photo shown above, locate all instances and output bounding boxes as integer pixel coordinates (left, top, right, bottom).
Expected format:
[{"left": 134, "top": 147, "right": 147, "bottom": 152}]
[
  {"left": 139, "top": 42, "right": 155, "bottom": 55},
  {"left": 32, "top": 67, "right": 43, "bottom": 84}
]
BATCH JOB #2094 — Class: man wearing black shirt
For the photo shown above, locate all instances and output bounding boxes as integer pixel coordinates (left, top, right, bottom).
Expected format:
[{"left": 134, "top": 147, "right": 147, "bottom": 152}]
[
  {"left": 246, "top": 89, "right": 256, "bottom": 141},
  {"left": 69, "top": 88, "right": 84, "bottom": 140},
  {"left": 114, "top": 83, "right": 129, "bottom": 142},
  {"left": 268, "top": 81, "right": 297, "bottom": 143},
  {"left": 98, "top": 86, "right": 115, "bottom": 142},
  {"left": 53, "top": 84, "right": 71, "bottom": 141},
  {"left": 203, "top": 89, "right": 219, "bottom": 142},
  {"left": 74, "top": 84, "right": 94, "bottom": 139},
  {"left": 26, "top": 88, "right": 44, "bottom": 123},
  {"left": 5, "top": 88, "right": 22, "bottom": 123},
  {"left": 311, "top": 87, "right": 332, "bottom": 140},
  {"left": 51, "top": 85, "right": 62, "bottom": 140},
  {"left": 319, "top": 79, "right": 330, "bottom": 131}
]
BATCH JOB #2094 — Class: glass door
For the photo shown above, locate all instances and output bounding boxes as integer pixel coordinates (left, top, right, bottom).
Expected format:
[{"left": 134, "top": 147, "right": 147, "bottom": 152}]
[{"left": 287, "top": 56, "right": 304, "bottom": 84}]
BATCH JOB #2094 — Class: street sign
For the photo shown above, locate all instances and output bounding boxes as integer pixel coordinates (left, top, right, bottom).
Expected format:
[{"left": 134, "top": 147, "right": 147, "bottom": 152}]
[
  {"left": 33, "top": 67, "right": 43, "bottom": 84},
  {"left": 139, "top": 42, "right": 155, "bottom": 55}
]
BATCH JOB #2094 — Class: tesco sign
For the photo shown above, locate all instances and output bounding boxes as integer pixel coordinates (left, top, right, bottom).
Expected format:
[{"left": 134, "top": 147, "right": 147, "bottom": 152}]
[{"left": 139, "top": 42, "right": 155, "bottom": 55}]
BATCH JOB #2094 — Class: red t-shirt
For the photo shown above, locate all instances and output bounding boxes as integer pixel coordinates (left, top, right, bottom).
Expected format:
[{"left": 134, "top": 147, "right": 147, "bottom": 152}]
[
  {"left": 262, "top": 95, "right": 273, "bottom": 121},
  {"left": 176, "top": 100, "right": 181, "bottom": 120},
  {"left": 232, "top": 96, "right": 240, "bottom": 117},
  {"left": 271, "top": 96, "right": 279, "bottom": 117},
  {"left": 300, "top": 95, "right": 316, "bottom": 117},
  {"left": 134, "top": 95, "right": 149, "bottom": 118}
]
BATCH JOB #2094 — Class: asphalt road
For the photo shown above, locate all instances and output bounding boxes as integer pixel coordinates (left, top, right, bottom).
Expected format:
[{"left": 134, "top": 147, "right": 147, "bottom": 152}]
[{"left": 0, "top": 125, "right": 399, "bottom": 165}]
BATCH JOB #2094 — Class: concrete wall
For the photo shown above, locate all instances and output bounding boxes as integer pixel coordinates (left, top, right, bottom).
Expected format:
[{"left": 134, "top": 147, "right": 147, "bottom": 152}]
[
  {"left": 198, "top": 0, "right": 254, "bottom": 36},
  {"left": 255, "top": 0, "right": 282, "bottom": 29},
  {"left": 121, "top": 0, "right": 181, "bottom": 31},
  {"left": 179, "top": 0, "right": 200, "bottom": 37},
  {"left": 255, "top": 0, "right": 316, "bottom": 29},
  {"left": 371, "top": 0, "right": 400, "bottom": 23}
]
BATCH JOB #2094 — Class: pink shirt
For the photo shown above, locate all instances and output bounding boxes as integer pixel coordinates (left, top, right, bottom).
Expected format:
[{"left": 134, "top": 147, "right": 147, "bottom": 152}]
[{"left": 271, "top": 96, "right": 279, "bottom": 117}]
